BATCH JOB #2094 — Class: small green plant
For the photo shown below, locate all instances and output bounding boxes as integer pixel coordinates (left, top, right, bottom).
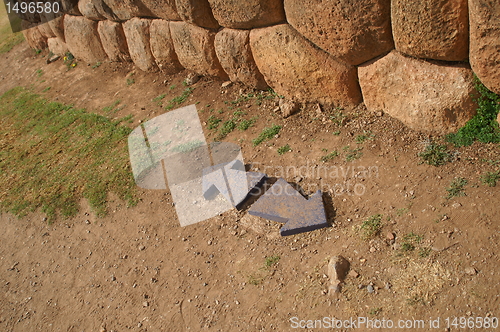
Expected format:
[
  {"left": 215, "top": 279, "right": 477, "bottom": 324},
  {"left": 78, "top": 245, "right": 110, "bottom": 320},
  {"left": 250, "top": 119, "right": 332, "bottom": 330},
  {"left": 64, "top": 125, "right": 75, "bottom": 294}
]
[
  {"left": 152, "top": 93, "right": 167, "bottom": 105},
  {"left": 252, "top": 124, "right": 282, "bottom": 146},
  {"left": 360, "top": 214, "right": 382, "bottom": 240},
  {"left": 207, "top": 115, "right": 222, "bottom": 130},
  {"left": 265, "top": 255, "right": 280, "bottom": 267},
  {"left": 396, "top": 207, "right": 408, "bottom": 216},
  {"left": 248, "top": 275, "right": 263, "bottom": 285},
  {"left": 277, "top": 144, "right": 291, "bottom": 155},
  {"left": 330, "top": 111, "right": 346, "bottom": 126},
  {"left": 320, "top": 150, "right": 338, "bottom": 162},
  {"left": 418, "top": 142, "right": 451, "bottom": 166},
  {"left": 369, "top": 307, "right": 382, "bottom": 316},
  {"left": 233, "top": 110, "right": 247, "bottom": 117},
  {"left": 446, "top": 76, "right": 500, "bottom": 146},
  {"left": 165, "top": 87, "right": 194, "bottom": 110},
  {"left": 344, "top": 146, "right": 363, "bottom": 162},
  {"left": 63, "top": 52, "right": 77, "bottom": 70},
  {"left": 102, "top": 100, "right": 122, "bottom": 115},
  {"left": 126, "top": 78, "right": 135, "bottom": 86},
  {"left": 238, "top": 118, "right": 257, "bottom": 131},
  {"left": 419, "top": 247, "right": 432, "bottom": 258},
  {"left": 36, "top": 69, "right": 43, "bottom": 77},
  {"left": 400, "top": 232, "right": 423, "bottom": 252},
  {"left": 216, "top": 119, "right": 236, "bottom": 140},
  {"left": 481, "top": 171, "right": 500, "bottom": 187},
  {"left": 332, "top": 130, "right": 341, "bottom": 136},
  {"left": 356, "top": 131, "right": 374, "bottom": 143},
  {"left": 445, "top": 177, "right": 468, "bottom": 199},
  {"left": 169, "top": 84, "right": 176, "bottom": 90},
  {"left": 35, "top": 49, "right": 42, "bottom": 54},
  {"left": 42, "top": 87, "right": 51, "bottom": 92},
  {"left": 92, "top": 62, "right": 102, "bottom": 69}
]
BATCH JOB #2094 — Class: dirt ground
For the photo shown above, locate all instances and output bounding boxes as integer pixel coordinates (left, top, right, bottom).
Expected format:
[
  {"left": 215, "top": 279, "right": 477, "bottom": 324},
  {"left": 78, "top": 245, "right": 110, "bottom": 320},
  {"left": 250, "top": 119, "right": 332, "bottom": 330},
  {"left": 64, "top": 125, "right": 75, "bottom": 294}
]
[{"left": 0, "top": 42, "right": 499, "bottom": 332}]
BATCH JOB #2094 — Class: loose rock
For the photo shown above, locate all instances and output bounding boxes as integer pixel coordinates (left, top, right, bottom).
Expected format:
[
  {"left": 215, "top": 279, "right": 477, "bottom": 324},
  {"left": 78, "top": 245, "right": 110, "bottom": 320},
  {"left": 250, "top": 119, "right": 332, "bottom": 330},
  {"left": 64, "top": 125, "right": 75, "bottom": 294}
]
[{"left": 279, "top": 99, "right": 300, "bottom": 118}]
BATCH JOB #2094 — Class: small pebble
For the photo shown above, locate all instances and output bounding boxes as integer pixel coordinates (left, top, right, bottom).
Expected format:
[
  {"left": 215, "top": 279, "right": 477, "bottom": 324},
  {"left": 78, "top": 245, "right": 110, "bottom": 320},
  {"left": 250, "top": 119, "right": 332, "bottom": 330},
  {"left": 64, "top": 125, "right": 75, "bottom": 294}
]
[{"left": 367, "top": 285, "right": 374, "bottom": 293}]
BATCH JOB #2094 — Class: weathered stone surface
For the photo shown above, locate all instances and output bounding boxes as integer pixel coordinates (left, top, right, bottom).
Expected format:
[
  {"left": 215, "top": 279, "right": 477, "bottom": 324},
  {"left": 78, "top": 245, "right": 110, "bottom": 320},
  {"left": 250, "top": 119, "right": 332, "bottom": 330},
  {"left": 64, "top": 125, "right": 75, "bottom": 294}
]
[
  {"left": 37, "top": 18, "right": 56, "bottom": 39},
  {"left": 279, "top": 99, "right": 300, "bottom": 118},
  {"left": 78, "top": 0, "right": 107, "bottom": 20},
  {"left": 170, "top": 21, "right": 228, "bottom": 79},
  {"left": 328, "top": 256, "right": 350, "bottom": 282},
  {"left": 284, "top": 0, "right": 393, "bottom": 66},
  {"left": 208, "top": 0, "right": 285, "bottom": 29},
  {"left": 21, "top": 21, "right": 47, "bottom": 50},
  {"left": 215, "top": 28, "right": 268, "bottom": 90},
  {"left": 42, "top": 12, "right": 65, "bottom": 41},
  {"left": 391, "top": 0, "right": 469, "bottom": 61},
  {"left": 469, "top": 0, "right": 500, "bottom": 94},
  {"left": 60, "top": 0, "right": 81, "bottom": 15},
  {"left": 175, "top": 0, "right": 219, "bottom": 29},
  {"left": 101, "top": 0, "right": 154, "bottom": 21},
  {"left": 150, "top": 19, "right": 183, "bottom": 73},
  {"left": 142, "top": 0, "right": 181, "bottom": 20},
  {"left": 123, "top": 18, "right": 158, "bottom": 71},
  {"left": 358, "top": 51, "right": 477, "bottom": 134},
  {"left": 64, "top": 15, "right": 108, "bottom": 63},
  {"left": 17, "top": 1, "right": 41, "bottom": 23},
  {"left": 250, "top": 24, "right": 362, "bottom": 106},
  {"left": 47, "top": 37, "right": 69, "bottom": 56},
  {"left": 97, "top": 20, "right": 131, "bottom": 62}
]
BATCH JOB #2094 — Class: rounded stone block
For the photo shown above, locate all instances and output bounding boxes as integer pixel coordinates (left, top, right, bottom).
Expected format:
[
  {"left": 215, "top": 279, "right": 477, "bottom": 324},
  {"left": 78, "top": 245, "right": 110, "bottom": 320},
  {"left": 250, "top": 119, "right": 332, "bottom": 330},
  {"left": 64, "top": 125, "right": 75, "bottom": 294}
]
[{"left": 208, "top": 0, "right": 285, "bottom": 29}]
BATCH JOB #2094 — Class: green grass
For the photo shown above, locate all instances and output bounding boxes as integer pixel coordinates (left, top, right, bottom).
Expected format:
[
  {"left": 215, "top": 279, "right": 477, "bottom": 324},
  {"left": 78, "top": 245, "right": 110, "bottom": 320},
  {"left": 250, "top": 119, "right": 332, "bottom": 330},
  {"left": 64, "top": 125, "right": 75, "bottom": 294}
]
[
  {"left": 445, "top": 177, "right": 468, "bottom": 199},
  {"left": 152, "top": 93, "right": 167, "bottom": 106},
  {"left": 265, "top": 255, "right": 280, "bottom": 267},
  {"left": 344, "top": 146, "right": 363, "bottom": 162},
  {"left": 0, "top": 87, "right": 138, "bottom": 222},
  {"left": 360, "top": 214, "right": 382, "bottom": 240},
  {"left": 320, "top": 150, "right": 338, "bottom": 162},
  {"left": 252, "top": 125, "right": 282, "bottom": 146},
  {"left": 356, "top": 131, "right": 374, "bottom": 143},
  {"left": 0, "top": 5, "right": 24, "bottom": 55},
  {"left": 418, "top": 142, "right": 451, "bottom": 166},
  {"left": 400, "top": 232, "right": 423, "bottom": 252},
  {"left": 92, "top": 62, "right": 102, "bottom": 69},
  {"left": 216, "top": 119, "right": 236, "bottom": 140},
  {"left": 165, "top": 87, "right": 194, "bottom": 110},
  {"left": 481, "top": 171, "right": 500, "bottom": 187},
  {"left": 238, "top": 117, "right": 257, "bottom": 131},
  {"left": 277, "top": 144, "right": 291, "bottom": 155},
  {"left": 446, "top": 76, "right": 500, "bottom": 147},
  {"left": 207, "top": 115, "right": 222, "bottom": 130}
]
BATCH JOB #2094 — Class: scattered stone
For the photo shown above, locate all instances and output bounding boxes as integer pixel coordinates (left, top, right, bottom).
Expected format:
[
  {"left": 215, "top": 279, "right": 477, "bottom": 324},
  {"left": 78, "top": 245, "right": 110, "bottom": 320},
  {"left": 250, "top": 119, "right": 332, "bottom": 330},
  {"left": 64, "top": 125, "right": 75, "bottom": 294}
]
[
  {"left": 142, "top": 301, "right": 149, "bottom": 307},
  {"left": 328, "top": 255, "right": 350, "bottom": 281},
  {"left": 464, "top": 267, "right": 477, "bottom": 275},
  {"left": 294, "top": 176, "right": 302, "bottom": 183},
  {"left": 358, "top": 51, "right": 477, "bottom": 134},
  {"left": 184, "top": 73, "right": 201, "bottom": 86},
  {"left": 221, "top": 81, "right": 232, "bottom": 88},
  {"left": 285, "top": 0, "right": 393, "bottom": 65},
  {"left": 386, "top": 232, "right": 395, "bottom": 241},
  {"left": 138, "top": 245, "right": 146, "bottom": 251},
  {"left": 348, "top": 270, "right": 359, "bottom": 278},
  {"left": 111, "top": 275, "right": 116, "bottom": 281},
  {"left": 279, "top": 99, "right": 300, "bottom": 118},
  {"left": 367, "top": 284, "right": 374, "bottom": 293},
  {"left": 99, "top": 326, "right": 107, "bottom": 332},
  {"left": 452, "top": 202, "right": 462, "bottom": 209},
  {"left": 385, "top": 282, "right": 392, "bottom": 290},
  {"left": 369, "top": 247, "right": 376, "bottom": 253}
]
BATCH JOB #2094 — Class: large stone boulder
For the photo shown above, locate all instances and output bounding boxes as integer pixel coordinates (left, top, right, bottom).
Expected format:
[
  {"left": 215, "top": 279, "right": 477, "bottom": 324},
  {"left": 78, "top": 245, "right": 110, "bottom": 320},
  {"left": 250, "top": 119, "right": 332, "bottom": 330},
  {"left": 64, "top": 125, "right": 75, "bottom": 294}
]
[
  {"left": 284, "top": 0, "right": 393, "bottom": 66},
  {"left": 37, "top": 18, "right": 56, "bottom": 39},
  {"left": 391, "top": 0, "right": 469, "bottom": 61},
  {"left": 250, "top": 24, "right": 362, "bottom": 106},
  {"left": 469, "top": 0, "right": 500, "bottom": 94},
  {"left": 97, "top": 20, "right": 131, "bottom": 62},
  {"left": 100, "top": 0, "right": 154, "bottom": 21},
  {"left": 21, "top": 20, "right": 47, "bottom": 50},
  {"left": 123, "top": 18, "right": 158, "bottom": 71},
  {"left": 78, "top": 0, "right": 107, "bottom": 20},
  {"left": 208, "top": 0, "right": 285, "bottom": 29},
  {"left": 175, "top": 0, "right": 220, "bottom": 29},
  {"left": 60, "top": 0, "right": 81, "bottom": 15},
  {"left": 170, "top": 21, "right": 228, "bottom": 79},
  {"left": 64, "top": 15, "right": 108, "bottom": 63},
  {"left": 150, "top": 19, "right": 183, "bottom": 73},
  {"left": 358, "top": 51, "right": 477, "bottom": 134},
  {"left": 47, "top": 37, "right": 69, "bottom": 56},
  {"left": 141, "top": 0, "right": 181, "bottom": 20},
  {"left": 215, "top": 28, "right": 268, "bottom": 90},
  {"left": 41, "top": 11, "right": 65, "bottom": 41}
]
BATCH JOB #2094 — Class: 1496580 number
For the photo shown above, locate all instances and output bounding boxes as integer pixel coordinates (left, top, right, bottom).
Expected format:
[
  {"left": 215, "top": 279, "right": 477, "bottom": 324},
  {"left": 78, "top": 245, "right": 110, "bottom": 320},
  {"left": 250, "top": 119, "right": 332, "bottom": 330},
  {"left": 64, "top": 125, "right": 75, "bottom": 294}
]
[{"left": 6, "top": 1, "right": 60, "bottom": 15}]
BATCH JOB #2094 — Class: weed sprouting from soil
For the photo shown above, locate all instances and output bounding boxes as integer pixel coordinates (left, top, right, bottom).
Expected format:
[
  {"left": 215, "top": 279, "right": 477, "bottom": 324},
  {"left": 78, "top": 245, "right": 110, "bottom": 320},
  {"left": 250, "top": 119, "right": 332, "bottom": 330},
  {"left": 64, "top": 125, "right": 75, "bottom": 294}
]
[
  {"left": 445, "top": 177, "right": 468, "bottom": 199},
  {"left": 418, "top": 142, "right": 451, "bottom": 166},
  {"left": 253, "top": 125, "right": 282, "bottom": 146}
]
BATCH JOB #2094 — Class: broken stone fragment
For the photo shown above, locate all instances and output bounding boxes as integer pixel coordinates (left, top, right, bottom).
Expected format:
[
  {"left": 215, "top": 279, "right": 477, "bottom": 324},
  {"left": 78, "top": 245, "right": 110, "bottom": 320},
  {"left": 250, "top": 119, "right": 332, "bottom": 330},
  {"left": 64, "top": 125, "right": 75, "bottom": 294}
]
[{"left": 327, "top": 255, "right": 350, "bottom": 295}]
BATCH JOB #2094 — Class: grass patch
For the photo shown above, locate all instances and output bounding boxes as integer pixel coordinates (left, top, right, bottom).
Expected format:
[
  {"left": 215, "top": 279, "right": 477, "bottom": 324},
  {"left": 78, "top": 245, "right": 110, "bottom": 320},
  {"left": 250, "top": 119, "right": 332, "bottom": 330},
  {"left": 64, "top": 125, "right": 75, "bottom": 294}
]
[
  {"left": 165, "top": 87, "right": 194, "bottom": 110},
  {"left": 206, "top": 115, "right": 222, "bottom": 130},
  {"left": 344, "top": 146, "right": 363, "bottom": 162},
  {"left": 252, "top": 124, "right": 281, "bottom": 146},
  {"left": 277, "top": 144, "right": 291, "bottom": 155},
  {"left": 359, "top": 214, "right": 382, "bottom": 240},
  {"left": 265, "top": 255, "right": 280, "bottom": 267},
  {"left": 0, "top": 87, "right": 138, "bottom": 222},
  {"left": 418, "top": 142, "right": 451, "bottom": 166},
  {"left": 445, "top": 177, "right": 468, "bottom": 199},
  {"left": 356, "top": 131, "right": 374, "bottom": 143},
  {"left": 152, "top": 93, "right": 167, "bottom": 106},
  {"left": 238, "top": 117, "right": 257, "bottom": 131},
  {"left": 446, "top": 76, "right": 500, "bottom": 146},
  {"left": 400, "top": 232, "right": 423, "bottom": 252},
  {"left": 216, "top": 119, "right": 236, "bottom": 140},
  {"left": 481, "top": 171, "right": 500, "bottom": 187},
  {"left": 320, "top": 150, "right": 338, "bottom": 162},
  {"left": 92, "top": 62, "right": 102, "bottom": 69}
]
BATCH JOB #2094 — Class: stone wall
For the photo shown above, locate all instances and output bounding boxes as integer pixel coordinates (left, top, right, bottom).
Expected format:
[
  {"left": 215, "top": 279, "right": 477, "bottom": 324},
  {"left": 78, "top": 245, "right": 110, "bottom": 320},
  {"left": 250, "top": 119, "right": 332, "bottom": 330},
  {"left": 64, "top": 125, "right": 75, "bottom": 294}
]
[{"left": 21, "top": 0, "right": 500, "bottom": 134}]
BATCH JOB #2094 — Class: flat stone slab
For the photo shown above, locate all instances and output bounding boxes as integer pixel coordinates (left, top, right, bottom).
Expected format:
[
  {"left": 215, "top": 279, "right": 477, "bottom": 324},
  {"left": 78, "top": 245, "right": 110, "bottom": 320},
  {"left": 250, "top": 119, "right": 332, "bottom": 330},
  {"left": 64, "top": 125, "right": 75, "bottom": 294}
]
[
  {"left": 248, "top": 178, "right": 328, "bottom": 236},
  {"left": 202, "top": 160, "right": 266, "bottom": 209}
]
